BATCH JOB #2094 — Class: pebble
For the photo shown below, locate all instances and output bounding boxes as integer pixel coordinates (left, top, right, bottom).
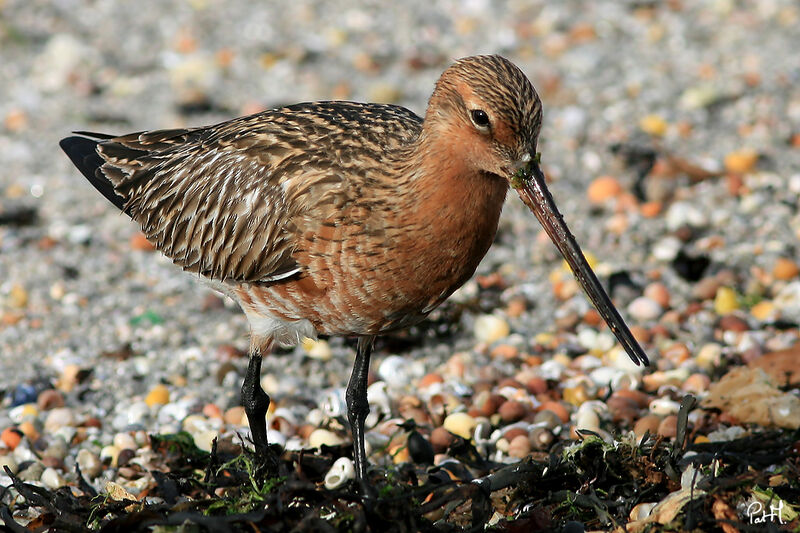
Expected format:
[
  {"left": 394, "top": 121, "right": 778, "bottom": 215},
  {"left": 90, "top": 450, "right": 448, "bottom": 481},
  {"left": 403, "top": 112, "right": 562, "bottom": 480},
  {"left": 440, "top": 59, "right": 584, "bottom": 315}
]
[
  {"left": 1, "top": 428, "right": 23, "bottom": 450},
  {"left": 308, "top": 428, "right": 345, "bottom": 448},
  {"left": 44, "top": 436, "right": 68, "bottom": 461},
  {"left": 0, "top": 455, "right": 19, "bottom": 475},
  {"left": 714, "top": 287, "right": 740, "bottom": 315},
  {"left": 666, "top": 202, "right": 708, "bottom": 230},
  {"left": 430, "top": 427, "right": 455, "bottom": 453},
  {"left": 627, "top": 296, "right": 662, "bottom": 322},
  {"left": 18, "top": 461, "right": 44, "bottom": 482},
  {"left": 574, "top": 409, "right": 601, "bottom": 432},
  {"left": 41, "top": 467, "right": 67, "bottom": 489},
  {"left": 643, "top": 282, "right": 671, "bottom": 309},
  {"left": 100, "top": 445, "right": 121, "bottom": 467},
  {"left": 11, "top": 384, "right": 38, "bottom": 407},
  {"left": 442, "top": 412, "right": 477, "bottom": 440},
  {"left": 657, "top": 415, "right": 678, "bottom": 438},
  {"left": 633, "top": 415, "right": 662, "bottom": 437},
  {"left": 77, "top": 449, "right": 102, "bottom": 478},
  {"left": 145, "top": 384, "right": 170, "bottom": 407},
  {"left": 652, "top": 236, "right": 682, "bottom": 262},
  {"left": 537, "top": 402, "right": 569, "bottom": 424},
  {"left": 498, "top": 400, "right": 527, "bottom": 423},
  {"left": 507, "top": 434, "right": 531, "bottom": 459},
  {"left": 772, "top": 258, "right": 799, "bottom": 280},
  {"left": 474, "top": 314, "right": 510, "bottom": 343},
  {"left": 679, "top": 374, "right": 708, "bottom": 396},
  {"left": 695, "top": 343, "right": 722, "bottom": 370},
  {"left": 302, "top": 338, "right": 333, "bottom": 361},
  {"left": 37, "top": 390, "right": 65, "bottom": 411},
  {"left": 587, "top": 175, "right": 623, "bottom": 204},
  {"left": 528, "top": 427, "right": 555, "bottom": 450},
  {"left": 44, "top": 407, "right": 75, "bottom": 433},
  {"left": 723, "top": 148, "right": 758, "bottom": 174},
  {"left": 639, "top": 114, "right": 668, "bottom": 137}
]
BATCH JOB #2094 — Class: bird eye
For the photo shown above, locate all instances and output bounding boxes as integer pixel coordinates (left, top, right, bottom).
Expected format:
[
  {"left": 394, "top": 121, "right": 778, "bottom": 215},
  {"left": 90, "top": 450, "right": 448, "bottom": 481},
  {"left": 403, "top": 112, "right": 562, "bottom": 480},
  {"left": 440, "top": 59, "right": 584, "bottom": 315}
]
[{"left": 470, "top": 109, "right": 490, "bottom": 130}]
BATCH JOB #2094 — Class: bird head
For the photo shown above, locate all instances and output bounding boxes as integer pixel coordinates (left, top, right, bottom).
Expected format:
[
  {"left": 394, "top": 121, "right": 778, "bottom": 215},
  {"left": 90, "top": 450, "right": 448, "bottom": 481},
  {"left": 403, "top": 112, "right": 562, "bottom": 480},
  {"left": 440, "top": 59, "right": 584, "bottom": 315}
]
[{"left": 427, "top": 55, "right": 649, "bottom": 367}]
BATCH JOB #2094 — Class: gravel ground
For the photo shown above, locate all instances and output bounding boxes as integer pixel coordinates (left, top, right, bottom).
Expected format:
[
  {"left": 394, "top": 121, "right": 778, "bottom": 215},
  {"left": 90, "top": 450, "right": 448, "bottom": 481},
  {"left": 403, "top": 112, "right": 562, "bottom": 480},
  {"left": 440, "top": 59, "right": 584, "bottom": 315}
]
[{"left": 1, "top": 0, "right": 800, "bottom": 529}]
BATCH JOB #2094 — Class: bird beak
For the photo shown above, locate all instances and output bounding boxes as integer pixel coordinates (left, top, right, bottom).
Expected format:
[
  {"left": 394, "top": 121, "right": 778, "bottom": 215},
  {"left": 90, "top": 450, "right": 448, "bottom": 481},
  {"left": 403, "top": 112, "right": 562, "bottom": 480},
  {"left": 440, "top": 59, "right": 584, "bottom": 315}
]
[{"left": 510, "top": 155, "right": 650, "bottom": 366}]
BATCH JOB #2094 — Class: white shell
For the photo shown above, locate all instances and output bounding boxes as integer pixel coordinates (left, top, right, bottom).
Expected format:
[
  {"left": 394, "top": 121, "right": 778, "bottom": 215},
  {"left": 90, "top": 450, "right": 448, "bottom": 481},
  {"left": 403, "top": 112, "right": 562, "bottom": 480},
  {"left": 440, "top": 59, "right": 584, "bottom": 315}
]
[{"left": 324, "top": 457, "right": 355, "bottom": 490}]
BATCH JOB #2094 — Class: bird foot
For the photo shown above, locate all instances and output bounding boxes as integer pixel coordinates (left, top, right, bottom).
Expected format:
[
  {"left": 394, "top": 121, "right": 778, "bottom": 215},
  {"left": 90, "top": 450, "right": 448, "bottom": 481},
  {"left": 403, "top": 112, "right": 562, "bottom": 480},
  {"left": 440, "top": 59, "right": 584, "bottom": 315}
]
[{"left": 242, "top": 440, "right": 281, "bottom": 480}]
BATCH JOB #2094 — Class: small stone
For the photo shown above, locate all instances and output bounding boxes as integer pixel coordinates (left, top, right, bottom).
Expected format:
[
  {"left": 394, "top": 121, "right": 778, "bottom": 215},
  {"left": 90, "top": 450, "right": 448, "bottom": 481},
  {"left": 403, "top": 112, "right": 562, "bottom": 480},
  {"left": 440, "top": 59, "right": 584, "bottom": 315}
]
[
  {"left": 538, "top": 402, "right": 569, "bottom": 423},
  {"left": 574, "top": 409, "right": 600, "bottom": 432},
  {"left": 633, "top": 414, "right": 662, "bottom": 437},
  {"left": 308, "top": 428, "right": 345, "bottom": 448},
  {"left": 18, "top": 461, "right": 44, "bottom": 482},
  {"left": 528, "top": 427, "right": 555, "bottom": 450},
  {"left": 718, "top": 315, "right": 749, "bottom": 332},
  {"left": 498, "top": 400, "right": 527, "bottom": 423},
  {"left": 193, "top": 430, "right": 218, "bottom": 452},
  {"left": 643, "top": 282, "right": 671, "bottom": 309},
  {"left": 0, "top": 455, "right": 18, "bottom": 475},
  {"left": 17, "top": 421, "right": 39, "bottom": 441},
  {"left": 44, "top": 407, "right": 75, "bottom": 433},
  {"left": 587, "top": 175, "right": 623, "bottom": 204},
  {"left": 652, "top": 236, "right": 682, "bottom": 262},
  {"left": 37, "top": 389, "right": 65, "bottom": 411},
  {"left": 696, "top": 343, "right": 722, "bottom": 370},
  {"left": 418, "top": 373, "right": 444, "bottom": 389},
  {"left": 639, "top": 114, "right": 668, "bottom": 137},
  {"left": 57, "top": 364, "right": 82, "bottom": 392},
  {"left": 772, "top": 258, "right": 799, "bottom": 280},
  {"left": 490, "top": 344, "right": 519, "bottom": 360},
  {"left": 750, "top": 301, "right": 775, "bottom": 321},
  {"left": 627, "top": 296, "right": 662, "bottom": 322},
  {"left": 223, "top": 406, "right": 246, "bottom": 426},
  {"left": 301, "top": 338, "right": 332, "bottom": 361},
  {"left": 116, "top": 448, "right": 136, "bottom": 467},
  {"left": 474, "top": 314, "right": 510, "bottom": 343},
  {"left": 43, "top": 436, "right": 68, "bottom": 460},
  {"left": 692, "top": 277, "right": 721, "bottom": 300},
  {"left": 77, "top": 449, "right": 102, "bottom": 478},
  {"left": 723, "top": 149, "right": 758, "bottom": 174},
  {"left": 145, "top": 384, "right": 170, "bottom": 407},
  {"left": 607, "top": 394, "right": 639, "bottom": 424},
  {"left": 657, "top": 415, "right": 678, "bottom": 438},
  {"left": 429, "top": 426, "right": 455, "bottom": 453},
  {"left": 113, "top": 432, "right": 137, "bottom": 450},
  {"left": 442, "top": 412, "right": 477, "bottom": 440},
  {"left": 562, "top": 385, "right": 590, "bottom": 406},
  {"left": 525, "top": 377, "right": 548, "bottom": 395},
  {"left": 100, "top": 445, "right": 121, "bottom": 466},
  {"left": 714, "top": 287, "right": 739, "bottom": 315},
  {"left": 662, "top": 343, "right": 691, "bottom": 365},
  {"left": 682, "top": 373, "right": 711, "bottom": 394},
  {"left": 507, "top": 435, "right": 531, "bottom": 459},
  {"left": 1, "top": 428, "right": 22, "bottom": 450},
  {"left": 7, "top": 284, "right": 28, "bottom": 309},
  {"left": 130, "top": 232, "right": 156, "bottom": 251}
]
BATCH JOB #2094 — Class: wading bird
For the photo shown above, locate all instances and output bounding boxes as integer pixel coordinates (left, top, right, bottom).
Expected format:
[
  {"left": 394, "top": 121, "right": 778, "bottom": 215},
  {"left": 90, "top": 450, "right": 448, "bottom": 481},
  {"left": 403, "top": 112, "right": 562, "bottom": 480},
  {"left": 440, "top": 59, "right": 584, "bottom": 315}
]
[{"left": 60, "top": 55, "right": 648, "bottom": 489}]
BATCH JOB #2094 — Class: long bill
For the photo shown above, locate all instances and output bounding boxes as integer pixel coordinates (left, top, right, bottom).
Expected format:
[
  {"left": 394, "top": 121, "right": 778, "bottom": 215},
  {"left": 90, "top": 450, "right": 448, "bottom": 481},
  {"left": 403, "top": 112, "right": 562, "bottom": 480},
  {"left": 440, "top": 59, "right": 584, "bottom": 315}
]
[{"left": 510, "top": 157, "right": 650, "bottom": 366}]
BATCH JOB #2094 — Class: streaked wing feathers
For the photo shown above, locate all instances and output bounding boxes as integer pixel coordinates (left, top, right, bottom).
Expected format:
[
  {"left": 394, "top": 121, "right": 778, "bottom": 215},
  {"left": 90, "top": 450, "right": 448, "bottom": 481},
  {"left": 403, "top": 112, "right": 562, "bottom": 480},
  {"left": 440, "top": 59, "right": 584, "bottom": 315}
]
[{"left": 90, "top": 101, "right": 423, "bottom": 283}]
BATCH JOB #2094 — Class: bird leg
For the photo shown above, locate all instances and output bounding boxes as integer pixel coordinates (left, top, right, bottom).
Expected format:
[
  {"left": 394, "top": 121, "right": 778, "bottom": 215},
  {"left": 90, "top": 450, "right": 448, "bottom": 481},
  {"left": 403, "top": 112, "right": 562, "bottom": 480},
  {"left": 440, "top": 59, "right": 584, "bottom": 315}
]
[
  {"left": 241, "top": 347, "right": 270, "bottom": 456},
  {"left": 346, "top": 336, "right": 375, "bottom": 491}
]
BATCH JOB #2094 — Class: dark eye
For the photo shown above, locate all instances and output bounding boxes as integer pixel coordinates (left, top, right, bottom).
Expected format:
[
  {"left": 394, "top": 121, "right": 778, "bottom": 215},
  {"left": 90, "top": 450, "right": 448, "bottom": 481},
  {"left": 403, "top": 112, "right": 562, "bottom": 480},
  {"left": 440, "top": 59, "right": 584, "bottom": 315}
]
[{"left": 470, "top": 109, "right": 490, "bottom": 129}]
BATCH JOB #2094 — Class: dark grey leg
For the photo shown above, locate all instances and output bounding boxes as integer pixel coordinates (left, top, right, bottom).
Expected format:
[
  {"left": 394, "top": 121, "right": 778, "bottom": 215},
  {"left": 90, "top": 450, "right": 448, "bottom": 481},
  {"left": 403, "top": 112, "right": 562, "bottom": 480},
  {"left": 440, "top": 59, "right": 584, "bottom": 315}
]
[
  {"left": 346, "top": 336, "right": 375, "bottom": 486},
  {"left": 241, "top": 350, "right": 270, "bottom": 454}
]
